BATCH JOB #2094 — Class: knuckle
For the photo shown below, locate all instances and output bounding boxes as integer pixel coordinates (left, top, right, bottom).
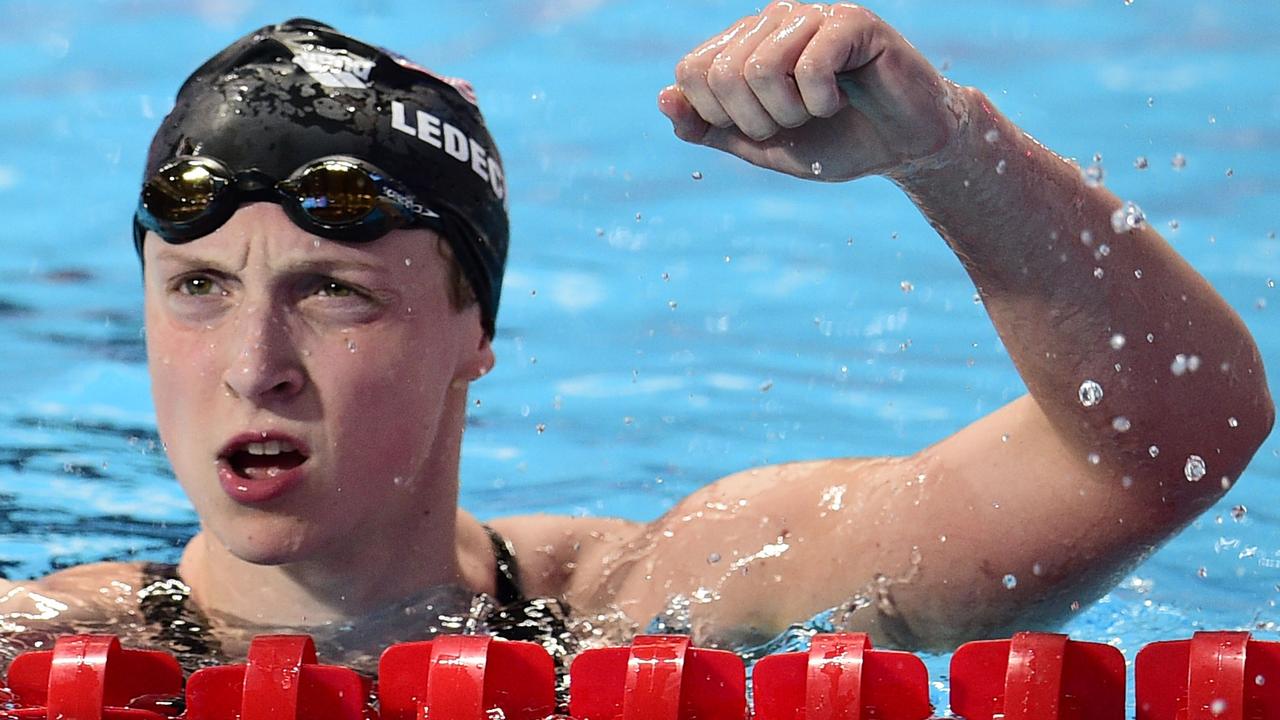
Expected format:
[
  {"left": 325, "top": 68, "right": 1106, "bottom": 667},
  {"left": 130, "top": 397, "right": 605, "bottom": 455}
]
[
  {"left": 794, "top": 57, "right": 823, "bottom": 83},
  {"left": 675, "top": 57, "right": 705, "bottom": 86},
  {"left": 742, "top": 56, "right": 780, "bottom": 87},
  {"left": 831, "top": 3, "right": 880, "bottom": 24},
  {"left": 706, "top": 59, "right": 741, "bottom": 92}
]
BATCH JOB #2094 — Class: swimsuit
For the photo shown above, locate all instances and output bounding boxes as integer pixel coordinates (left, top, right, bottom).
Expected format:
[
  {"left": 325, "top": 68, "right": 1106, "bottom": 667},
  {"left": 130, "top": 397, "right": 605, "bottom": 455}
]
[{"left": 137, "top": 526, "right": 577, "bottom": 676}]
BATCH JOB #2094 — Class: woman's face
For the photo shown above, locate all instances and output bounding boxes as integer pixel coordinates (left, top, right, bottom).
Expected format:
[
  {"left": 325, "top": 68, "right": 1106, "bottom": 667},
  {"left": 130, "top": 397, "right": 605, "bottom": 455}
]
[{"left": 143, "top": 203, "right": 493, "bottom": 565}]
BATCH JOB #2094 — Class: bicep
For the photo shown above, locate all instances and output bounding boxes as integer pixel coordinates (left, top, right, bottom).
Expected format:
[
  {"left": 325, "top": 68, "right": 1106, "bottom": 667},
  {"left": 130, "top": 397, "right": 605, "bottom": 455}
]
[{"left": 584, "top": 394, "right": 1167, "bottom": 650}]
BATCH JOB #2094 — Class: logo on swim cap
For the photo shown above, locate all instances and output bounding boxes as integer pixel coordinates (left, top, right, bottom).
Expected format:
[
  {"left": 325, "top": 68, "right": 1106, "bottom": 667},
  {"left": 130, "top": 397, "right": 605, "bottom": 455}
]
[
  {"left": 285, "top": 40, "right": 376, "bottom": 89},
  {"left": 384, "top": 49, "right": 480, "bottom": 106}
]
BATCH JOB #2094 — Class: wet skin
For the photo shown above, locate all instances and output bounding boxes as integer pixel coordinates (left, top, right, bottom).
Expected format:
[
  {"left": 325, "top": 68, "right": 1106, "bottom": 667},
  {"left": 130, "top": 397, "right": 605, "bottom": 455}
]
[{"left": 1, "top": 1, "right": 1272, "bottom": 654}]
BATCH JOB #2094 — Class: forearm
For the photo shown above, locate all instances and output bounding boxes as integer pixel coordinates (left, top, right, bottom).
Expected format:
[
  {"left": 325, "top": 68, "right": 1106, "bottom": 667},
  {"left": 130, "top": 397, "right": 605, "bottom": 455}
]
[{"left": 893, "top": 86, "right": 1273, "bottom": 511}]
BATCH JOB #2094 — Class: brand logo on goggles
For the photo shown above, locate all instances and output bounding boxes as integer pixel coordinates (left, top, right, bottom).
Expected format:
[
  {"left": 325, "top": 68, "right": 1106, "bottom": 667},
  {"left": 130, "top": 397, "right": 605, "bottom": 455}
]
[
  {"left": 381, "top": 187, "right": 440, "bottom": 220},
  {"left": 389, "top": 100, "right": 506, "bottom": 203}
]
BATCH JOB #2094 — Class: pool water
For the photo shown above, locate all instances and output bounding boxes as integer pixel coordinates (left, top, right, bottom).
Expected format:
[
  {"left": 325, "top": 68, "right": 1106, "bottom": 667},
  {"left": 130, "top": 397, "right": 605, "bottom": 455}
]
[{"left": 1, "top": 0, "right": 1277, "bottom": 714}]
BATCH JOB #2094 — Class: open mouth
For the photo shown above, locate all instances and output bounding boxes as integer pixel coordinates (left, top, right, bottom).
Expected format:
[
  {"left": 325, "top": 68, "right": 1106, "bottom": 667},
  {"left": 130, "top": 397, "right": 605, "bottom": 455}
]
[{"left": 224, "top": 438, "right": 309, "bottom": 480}]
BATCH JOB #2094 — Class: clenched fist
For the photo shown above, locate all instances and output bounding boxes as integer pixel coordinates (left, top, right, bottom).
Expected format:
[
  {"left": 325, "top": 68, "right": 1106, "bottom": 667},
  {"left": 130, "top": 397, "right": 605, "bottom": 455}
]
[{"left": 659, "top": 1, "right": 967, "bottom": 182}]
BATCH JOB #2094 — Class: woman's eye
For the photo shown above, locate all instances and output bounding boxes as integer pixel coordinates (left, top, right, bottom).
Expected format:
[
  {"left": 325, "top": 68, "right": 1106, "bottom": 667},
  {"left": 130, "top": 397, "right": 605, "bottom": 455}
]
[
  {"left": 178, "top": 276, "right": 219, "bottom": 296},
  {"left": 316, "top": 281, "right": 356, "bottom": 298}
]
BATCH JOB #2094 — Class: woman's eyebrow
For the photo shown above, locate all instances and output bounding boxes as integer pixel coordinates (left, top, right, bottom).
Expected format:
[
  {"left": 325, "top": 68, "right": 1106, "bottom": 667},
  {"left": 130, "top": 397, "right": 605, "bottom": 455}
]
[
  {"left": 148, "top": 248, "right": 238, "bottom": 274},
  {"left": 279, "top": 258, "right": 385, "bottom": 275},
  {"left": 148, "top": 248, "right": 384, "bottom": 275}
]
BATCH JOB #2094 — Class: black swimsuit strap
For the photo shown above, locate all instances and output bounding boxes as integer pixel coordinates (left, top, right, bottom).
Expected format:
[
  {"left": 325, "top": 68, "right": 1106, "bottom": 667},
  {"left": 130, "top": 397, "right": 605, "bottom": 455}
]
[
  {"left": 482, "top": 524, "right": 525, "bottom": 606},
  {"left": 138, "top": 562, "right": 223, "bottom": 670}
]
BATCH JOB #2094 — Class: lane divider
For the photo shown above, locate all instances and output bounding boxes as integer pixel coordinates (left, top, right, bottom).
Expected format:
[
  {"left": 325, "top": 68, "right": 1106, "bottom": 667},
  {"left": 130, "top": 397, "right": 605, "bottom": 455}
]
[{"left": 3, "top": 631, "right": 1278, "bottom": 719}]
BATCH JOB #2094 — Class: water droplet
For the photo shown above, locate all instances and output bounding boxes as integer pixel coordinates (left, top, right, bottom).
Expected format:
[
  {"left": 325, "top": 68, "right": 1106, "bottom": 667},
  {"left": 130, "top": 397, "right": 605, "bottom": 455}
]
[
  {"left": 1001, "top": 433, "right": 1010, "bottom": 443},
  {"left": 1111, "top": 201, "right": 1147, "bottom": 233},
  {"left": 983, "top": 129, "right": 1000, "bottom": 143},
  {"left": 1134, "top": 156, "right": 1149, "bottom": 170},
  {"left": 1225, "top": 168, "right": 1234, "bottom": 177},
  {"left": 1146, "top": 95, "right": 1154, "bottom": 106},
  {"left": 661, "top": 272, "right": 670, "bottom": 282},
  {"left": 1255, "top": 674, "right": 1266, "bottom": 686},
  {"left": 1087, "top": 452, "right": 1101, "bottom": 465},
  {"left": 1112, "top": 416, "right": 1131, "bottom": 432},
  {"left": 535, "top": 423, "right": 547, "bottom": 434},
  {"left": 1077, "top": 380, "right": 1104, "bottom": 407},
  {"left": 995, "top": 159, "right": 1007, "bottom": 175},
  {"left": 1148, "top": 445, "right": 1160, "bottom": 457},
  {"left": 900, "top": 280, "right": 914, "bottom": 293},
  {"left": 393, "top": 476, "right": 408, "bottom": 487},
  {"left": 691, "top": 170, "right": 703, "bottom": 180},
  {"left": 1146, "top": 332, "right": 1155, "bottom": 342},
  {"left": 346, "top": 338, "right": 357, "bottom": 353},
  {"left": 1231, "top": 505, "right": 1247, "bottom": 521},
  {"left": 811, "top": 161, "right": 823, "bottom": 175},
  {"left": 1198, "top": 566, "right": 1208, "bottom": 578},
  {"left": 1083, "top": 163, "right": 1105, "bottom": 187},
  {"left": 1094, "top": 267, "right": 1105, "bottom": 279},
  {"left": 635, "top": 212, "right": 643, "bottom": 221},
  {"left": 1134, "top": 268, "right": 1144, "bottom": 278},
  {"left": 1168, "top": 219, "right": 1180, "bottom": 231},
  {"left": 1003, "top": 574, "right": 1018, "bottom": 589},
  {"left": 1210, "top": 698, "right": 1227, "bottom": 716},
  {"left": 1081, "top": 229, "right": 1094, "bottom": 246},
  {"left": 1121, "top": 475, "right": 1134, "bottom": 489},
  {"left": 403, "top": 257, "right": 412, "bottom": 266},
  {"left": 1032, "top": 562, "right": 1044, "bottom": 576},
  {"left": 707, "top": 552, "right": 721, "bottom": 564},
  {"left": 759, "top": 379, "right": 774, "bottom": 392},
  {"left": 667, "top": 300, "right": 678, "bottom": 310},
  {"left": 1098, "top": 244, "right": 1111, "bottom": 257},
  {"left": 1172, "top": 153, "right": 1187, "bottom": 170},
  {"left": 1110, "top": 333, "right": 1126, "bottom": 350},
  {"left": 1185, "top": 454, "right": 1207, "bottom": 482},
  {"left": 1228, "top": 417, "right": 1239, "bottom": 428},
  {"left": 1171, "top": 354, "right": 1189, "bottom": 376}
]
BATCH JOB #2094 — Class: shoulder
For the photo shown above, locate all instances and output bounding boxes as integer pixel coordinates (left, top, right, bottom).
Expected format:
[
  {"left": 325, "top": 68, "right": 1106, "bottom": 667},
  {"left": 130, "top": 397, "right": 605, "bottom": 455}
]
[
  {"left": 41, "top": 561, "right": 150, "bottom": 589},
  {"left": 1, "top": 562, "right": 150, "bottom": 620},
  {"left": 484, "top": 514, "right": 642, "bottom": 600}
]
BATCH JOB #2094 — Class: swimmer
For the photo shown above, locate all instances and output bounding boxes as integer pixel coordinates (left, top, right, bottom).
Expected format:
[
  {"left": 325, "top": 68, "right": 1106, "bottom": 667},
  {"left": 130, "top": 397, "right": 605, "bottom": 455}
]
[{"left": 1, "top": 2, "right": 1273, "bottom": 667}]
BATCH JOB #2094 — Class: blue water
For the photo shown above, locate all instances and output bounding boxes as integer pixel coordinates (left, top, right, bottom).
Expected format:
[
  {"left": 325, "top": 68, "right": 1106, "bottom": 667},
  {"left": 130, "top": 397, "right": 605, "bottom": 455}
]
[{"left": 1, "top": 0, "right": 1277, "bottom": 714}]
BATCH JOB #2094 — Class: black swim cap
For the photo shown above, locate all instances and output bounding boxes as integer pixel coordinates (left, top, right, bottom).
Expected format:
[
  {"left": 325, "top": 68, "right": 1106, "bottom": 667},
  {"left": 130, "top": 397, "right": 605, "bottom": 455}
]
[{"left": 141, "top": 18, "right": 508, "bottom": 337}]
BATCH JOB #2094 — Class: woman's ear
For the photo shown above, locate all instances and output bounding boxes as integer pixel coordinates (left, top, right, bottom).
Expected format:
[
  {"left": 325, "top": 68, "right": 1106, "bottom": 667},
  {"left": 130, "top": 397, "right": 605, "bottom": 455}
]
[{"left": 457, "top": 332, "right": 495, "bottom": 383}]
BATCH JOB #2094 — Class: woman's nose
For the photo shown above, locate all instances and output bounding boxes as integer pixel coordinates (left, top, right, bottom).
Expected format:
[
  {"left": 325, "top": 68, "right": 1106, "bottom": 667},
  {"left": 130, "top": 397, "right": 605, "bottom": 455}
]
[{"left": 221, "top": 305, "right": 306, "bottom": 402}]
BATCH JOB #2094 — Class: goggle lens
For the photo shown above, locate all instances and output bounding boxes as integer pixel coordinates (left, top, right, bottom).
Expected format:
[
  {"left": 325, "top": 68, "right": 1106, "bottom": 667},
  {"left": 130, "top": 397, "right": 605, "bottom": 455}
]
[
  {"left": 288, "top": 160, "right": 381, "bottom": 225},
  {"left": 142, "top": 157, "right": 230, "bottom": 223}
]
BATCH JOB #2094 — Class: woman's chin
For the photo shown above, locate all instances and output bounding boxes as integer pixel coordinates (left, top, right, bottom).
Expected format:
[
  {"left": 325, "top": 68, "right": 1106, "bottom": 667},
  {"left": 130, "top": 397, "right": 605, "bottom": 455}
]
[{"left": 212, "top": 522, "right": 323, "bottom": 566}]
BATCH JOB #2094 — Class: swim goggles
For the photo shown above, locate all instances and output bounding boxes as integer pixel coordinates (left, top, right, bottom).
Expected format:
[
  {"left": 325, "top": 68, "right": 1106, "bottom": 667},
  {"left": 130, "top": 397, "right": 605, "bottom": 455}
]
[{"left": 132, "top": 155, "right": 445, "bottom": 251}]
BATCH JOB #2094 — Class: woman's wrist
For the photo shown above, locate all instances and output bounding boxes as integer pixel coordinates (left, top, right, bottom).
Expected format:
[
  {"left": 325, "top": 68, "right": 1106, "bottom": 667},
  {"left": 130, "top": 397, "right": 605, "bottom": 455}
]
[{"left": 885, "top": 82, "right": 983, "bottom": 188}]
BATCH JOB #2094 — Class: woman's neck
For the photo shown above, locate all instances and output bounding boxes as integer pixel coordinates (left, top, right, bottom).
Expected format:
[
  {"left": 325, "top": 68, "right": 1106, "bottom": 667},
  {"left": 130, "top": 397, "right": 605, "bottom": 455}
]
[{"left": 175, "top": 385, "right": 497, "bottom": 629}]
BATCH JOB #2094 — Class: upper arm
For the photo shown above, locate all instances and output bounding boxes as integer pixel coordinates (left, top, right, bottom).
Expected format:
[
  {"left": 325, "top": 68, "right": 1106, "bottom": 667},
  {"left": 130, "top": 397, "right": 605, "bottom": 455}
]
[{"left": 568, "top": 394, "right": 1198, "bottom": 651}]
